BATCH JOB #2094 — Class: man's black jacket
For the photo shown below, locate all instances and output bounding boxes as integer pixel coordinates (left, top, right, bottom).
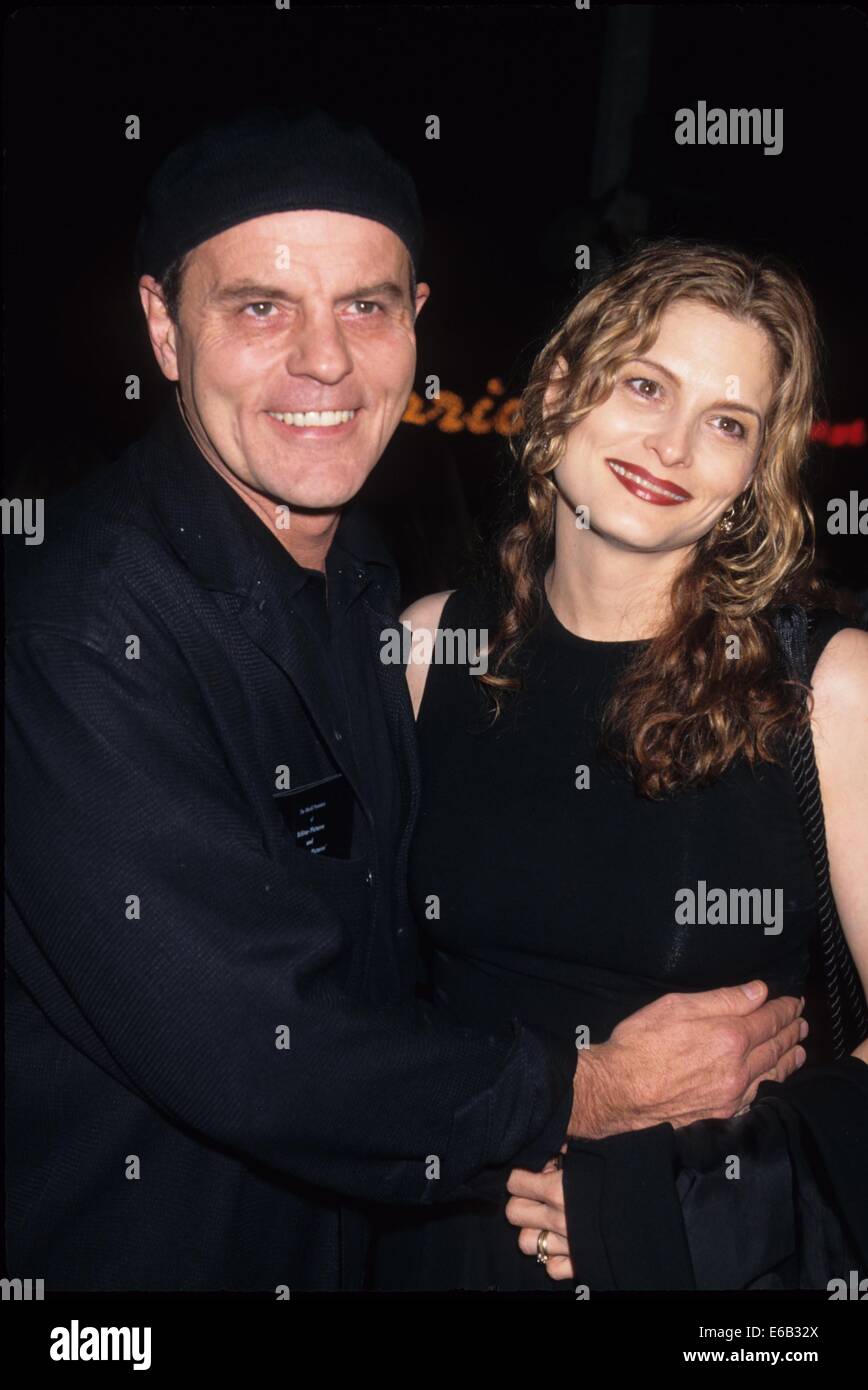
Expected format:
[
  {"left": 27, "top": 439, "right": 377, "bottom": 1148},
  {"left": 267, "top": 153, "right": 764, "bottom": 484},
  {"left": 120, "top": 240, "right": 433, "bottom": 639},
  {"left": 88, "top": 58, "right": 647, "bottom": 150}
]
[{"left": 5, "top": 393, "right": 575, "bottom": 1292}]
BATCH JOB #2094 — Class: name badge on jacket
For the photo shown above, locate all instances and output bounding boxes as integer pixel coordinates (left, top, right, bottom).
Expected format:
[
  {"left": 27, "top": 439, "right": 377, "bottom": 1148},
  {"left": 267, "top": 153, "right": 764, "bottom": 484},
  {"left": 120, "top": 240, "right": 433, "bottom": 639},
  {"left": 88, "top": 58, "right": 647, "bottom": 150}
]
[{"left": 273, "top": 773, "right": 354, "bottom": 859}]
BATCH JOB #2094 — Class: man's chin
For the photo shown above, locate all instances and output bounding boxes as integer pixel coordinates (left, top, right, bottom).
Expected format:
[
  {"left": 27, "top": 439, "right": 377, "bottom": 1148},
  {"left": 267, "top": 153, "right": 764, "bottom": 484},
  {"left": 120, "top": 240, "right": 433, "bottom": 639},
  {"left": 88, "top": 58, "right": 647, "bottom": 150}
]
[
  {"left": 281, "top": 497, "right": 357, "bottom": 516},
  {"left": 257, "top": 475, "right": 371, "bottom": 514}
]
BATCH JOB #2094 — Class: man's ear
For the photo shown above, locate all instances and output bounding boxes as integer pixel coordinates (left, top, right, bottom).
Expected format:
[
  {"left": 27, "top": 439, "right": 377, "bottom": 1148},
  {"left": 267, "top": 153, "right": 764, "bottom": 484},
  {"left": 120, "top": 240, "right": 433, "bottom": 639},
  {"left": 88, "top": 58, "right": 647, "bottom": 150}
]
[
  {"left": 413, "top": 281, "right": 431, "bottom": 320},
  {"left": 138, "top": 275, "right": 181, "bottom": 382},
  {"left": 543, "top": 354, "right": 570, "bottom": 418}
]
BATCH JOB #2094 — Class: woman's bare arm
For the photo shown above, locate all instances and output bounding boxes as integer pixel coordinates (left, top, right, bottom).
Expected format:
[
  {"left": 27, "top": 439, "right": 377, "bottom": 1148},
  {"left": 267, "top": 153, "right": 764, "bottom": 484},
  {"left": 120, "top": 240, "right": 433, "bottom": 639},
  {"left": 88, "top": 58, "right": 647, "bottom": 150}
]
[
  {"left": 810, "top": 626, "right": 868, "bottom": 1064},
  {"left": 399, "top": 590, "right": 455, "bottom": 719}
]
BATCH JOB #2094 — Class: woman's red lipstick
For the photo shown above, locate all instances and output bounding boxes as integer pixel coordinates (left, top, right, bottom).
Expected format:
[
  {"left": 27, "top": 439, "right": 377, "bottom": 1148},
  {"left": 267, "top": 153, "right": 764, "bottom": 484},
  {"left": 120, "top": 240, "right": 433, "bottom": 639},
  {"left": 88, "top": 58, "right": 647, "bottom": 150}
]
[{"left": 606, "top": 458, "right": 692, "bottom": 506}]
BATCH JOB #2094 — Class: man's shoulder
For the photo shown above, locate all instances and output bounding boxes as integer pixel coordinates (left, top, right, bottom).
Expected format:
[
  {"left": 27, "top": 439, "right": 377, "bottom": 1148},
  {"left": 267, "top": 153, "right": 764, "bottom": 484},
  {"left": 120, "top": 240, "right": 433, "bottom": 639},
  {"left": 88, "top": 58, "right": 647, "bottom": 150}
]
[{"left": 6, "top": 435, "right": 189, "bottom": 645}]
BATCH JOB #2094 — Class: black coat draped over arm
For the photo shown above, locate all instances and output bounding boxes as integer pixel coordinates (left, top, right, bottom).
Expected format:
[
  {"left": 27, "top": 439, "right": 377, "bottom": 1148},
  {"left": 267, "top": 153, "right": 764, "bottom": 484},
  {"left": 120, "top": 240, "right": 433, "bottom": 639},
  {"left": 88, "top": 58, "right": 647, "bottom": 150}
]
[{"left": 561, "top": 1055, "right": 868, "bottom": 1291}]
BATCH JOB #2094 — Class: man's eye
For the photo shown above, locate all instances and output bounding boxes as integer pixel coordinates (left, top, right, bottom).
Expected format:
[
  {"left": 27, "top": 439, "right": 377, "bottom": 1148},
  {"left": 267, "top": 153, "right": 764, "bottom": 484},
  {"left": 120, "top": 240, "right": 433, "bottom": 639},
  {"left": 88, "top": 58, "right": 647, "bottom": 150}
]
[
  {"left": 348, "top": 300, "right": 382, "bottom": 316},
  {"left": 244, "top": 302, "right": 276, "bottom": 318}
]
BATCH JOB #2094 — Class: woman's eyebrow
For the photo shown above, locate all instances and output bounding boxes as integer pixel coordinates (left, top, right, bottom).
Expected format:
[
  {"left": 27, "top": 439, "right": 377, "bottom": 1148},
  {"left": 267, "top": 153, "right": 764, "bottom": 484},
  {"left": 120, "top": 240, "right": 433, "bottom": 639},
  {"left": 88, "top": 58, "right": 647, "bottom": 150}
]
[{"left": 627, "top": 356, "right": 763, "bottom": 424}]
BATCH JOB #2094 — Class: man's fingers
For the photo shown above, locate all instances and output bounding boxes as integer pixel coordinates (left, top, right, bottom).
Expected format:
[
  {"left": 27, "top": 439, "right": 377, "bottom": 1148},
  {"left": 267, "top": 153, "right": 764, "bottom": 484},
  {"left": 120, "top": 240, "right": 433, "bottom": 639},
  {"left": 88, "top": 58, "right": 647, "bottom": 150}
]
[
  {"left": 775, "top": 1042, "right": 808, "bottom": 1083},
  {"left": 652, "top": 980, "right": 770, "bottom": 1020},
  {"left": 743, "top": 1042, "right": 807, "bottom": 1103},
  {"left": 739, "top": 994, "right": 804, "bottom": 1052},
  {"left": 744, "top": 1016, "right": 808, "bottom": 1084}
]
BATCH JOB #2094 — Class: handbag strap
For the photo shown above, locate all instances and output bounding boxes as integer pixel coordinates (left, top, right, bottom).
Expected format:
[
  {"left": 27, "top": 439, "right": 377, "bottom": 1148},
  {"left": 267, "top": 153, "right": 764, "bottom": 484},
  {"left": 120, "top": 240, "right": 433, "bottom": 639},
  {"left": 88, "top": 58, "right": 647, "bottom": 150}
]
[{"left": 773, "top": 603, "right": 868, "bottom": 1059}]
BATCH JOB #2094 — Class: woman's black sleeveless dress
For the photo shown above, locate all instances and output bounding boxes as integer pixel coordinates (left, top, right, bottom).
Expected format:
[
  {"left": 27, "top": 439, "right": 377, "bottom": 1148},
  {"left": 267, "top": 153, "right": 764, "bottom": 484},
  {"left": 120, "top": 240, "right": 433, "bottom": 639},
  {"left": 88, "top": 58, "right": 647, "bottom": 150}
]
[{"left": 368, "top": 584, "right": 855, "bottom": 1292}]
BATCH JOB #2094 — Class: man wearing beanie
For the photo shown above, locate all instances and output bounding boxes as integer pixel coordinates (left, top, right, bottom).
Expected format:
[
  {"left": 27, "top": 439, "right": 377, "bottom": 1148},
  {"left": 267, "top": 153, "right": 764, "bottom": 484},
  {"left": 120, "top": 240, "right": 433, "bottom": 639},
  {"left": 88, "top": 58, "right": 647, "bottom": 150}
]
[
  {"left": 5, "top": 108, "right": 798, "bottom": 1293},
  {"left": 5, "top": 106, "right": 578, "bottom": 1292}
]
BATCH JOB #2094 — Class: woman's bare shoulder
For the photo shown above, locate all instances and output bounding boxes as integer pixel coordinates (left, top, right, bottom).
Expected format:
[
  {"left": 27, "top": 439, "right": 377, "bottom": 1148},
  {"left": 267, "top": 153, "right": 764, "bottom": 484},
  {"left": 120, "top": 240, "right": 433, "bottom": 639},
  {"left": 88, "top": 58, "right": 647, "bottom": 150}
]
[
  {"left": 399, "top": 589, "right": 455, "bottom": 631},
  {"left": 811, "top": 626, "right": 868, "bottom": 729},
  {"left": 399, "top": 590, "right": 456, "bottom": 719}
]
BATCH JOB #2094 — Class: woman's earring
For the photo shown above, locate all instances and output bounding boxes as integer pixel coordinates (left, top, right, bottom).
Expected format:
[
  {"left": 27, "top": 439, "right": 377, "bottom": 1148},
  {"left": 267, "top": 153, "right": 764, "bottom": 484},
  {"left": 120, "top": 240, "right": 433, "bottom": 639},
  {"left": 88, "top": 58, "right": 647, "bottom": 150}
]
[{"left": 717, "top": 504, "right": 736, "bottom": 534}]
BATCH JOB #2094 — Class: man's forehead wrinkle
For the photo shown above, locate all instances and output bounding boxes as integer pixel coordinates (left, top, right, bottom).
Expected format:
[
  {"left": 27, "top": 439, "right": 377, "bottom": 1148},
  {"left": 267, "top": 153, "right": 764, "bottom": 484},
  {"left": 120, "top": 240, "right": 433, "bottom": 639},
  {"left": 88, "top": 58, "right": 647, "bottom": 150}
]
[
  {"left": 203, "top": 257, "right": 407, "bottom": 308},
  {"left": 185, "top": 211, "right": 410, "bottom": 290},
  {"left": 185, "top": 232, "right": 411, "bottom": 322},
  {"left": 206, "top": 274, "right": 401, "bottom": 303}
]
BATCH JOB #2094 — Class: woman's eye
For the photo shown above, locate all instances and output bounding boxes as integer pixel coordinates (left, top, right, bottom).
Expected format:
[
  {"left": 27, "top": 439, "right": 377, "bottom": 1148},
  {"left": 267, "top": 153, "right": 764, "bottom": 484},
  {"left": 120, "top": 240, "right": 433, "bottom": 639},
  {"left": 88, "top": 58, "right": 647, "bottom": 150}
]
[
  {"left": 714, "top": 417, "right": 747, "bottom": 439},
  {"left": 625, "top": 376, "right": 661, "bottom": 398},
  {"left": 625, "top": 377, "right": 747, "bottom": 440}
]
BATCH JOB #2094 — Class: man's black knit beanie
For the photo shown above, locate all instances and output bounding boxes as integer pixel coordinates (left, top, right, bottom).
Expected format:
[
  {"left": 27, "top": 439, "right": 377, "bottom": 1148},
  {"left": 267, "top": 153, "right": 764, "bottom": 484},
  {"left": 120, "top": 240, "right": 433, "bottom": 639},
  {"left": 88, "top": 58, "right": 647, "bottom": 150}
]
[{"left": 133, "top": 106, "right": 424, "bottom": 284}]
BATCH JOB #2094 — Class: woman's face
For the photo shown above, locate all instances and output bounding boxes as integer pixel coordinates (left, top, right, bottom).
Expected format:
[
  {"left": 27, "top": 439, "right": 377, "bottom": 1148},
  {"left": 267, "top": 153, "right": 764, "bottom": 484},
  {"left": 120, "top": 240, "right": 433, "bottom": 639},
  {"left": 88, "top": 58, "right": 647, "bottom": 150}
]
[{"left": 546, "top": 299, "right": 778, "bottom": 554}]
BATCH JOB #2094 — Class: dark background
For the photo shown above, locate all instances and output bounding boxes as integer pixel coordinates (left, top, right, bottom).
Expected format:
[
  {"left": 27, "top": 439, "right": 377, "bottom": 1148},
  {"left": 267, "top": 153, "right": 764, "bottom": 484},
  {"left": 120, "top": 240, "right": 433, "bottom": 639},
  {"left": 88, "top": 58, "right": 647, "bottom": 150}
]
[{"left": 5, "top": 1, "right": 866, "bottom": 604}]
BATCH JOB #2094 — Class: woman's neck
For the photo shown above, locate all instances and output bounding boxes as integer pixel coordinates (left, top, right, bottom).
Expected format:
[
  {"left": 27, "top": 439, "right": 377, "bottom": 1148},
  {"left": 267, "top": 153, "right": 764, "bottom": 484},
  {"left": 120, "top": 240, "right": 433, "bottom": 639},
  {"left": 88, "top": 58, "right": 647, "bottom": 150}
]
[{"left": 545, "top": 500, "right": 690, "bottom": 642}]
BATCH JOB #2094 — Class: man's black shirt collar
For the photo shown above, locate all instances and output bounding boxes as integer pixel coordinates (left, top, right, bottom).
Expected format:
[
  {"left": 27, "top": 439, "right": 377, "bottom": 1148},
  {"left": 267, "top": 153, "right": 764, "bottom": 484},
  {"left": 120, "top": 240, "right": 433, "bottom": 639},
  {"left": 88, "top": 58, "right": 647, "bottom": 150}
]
[{"left": 139, "top": 389, "right": 399, "bottom": 614}]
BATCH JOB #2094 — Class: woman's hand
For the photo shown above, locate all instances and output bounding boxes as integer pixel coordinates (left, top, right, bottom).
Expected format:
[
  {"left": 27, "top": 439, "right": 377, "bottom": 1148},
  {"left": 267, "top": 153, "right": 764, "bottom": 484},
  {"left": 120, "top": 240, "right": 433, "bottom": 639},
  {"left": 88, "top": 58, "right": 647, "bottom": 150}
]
[{"left": 506, "top": 1149, "right": 574, "bottom": 1281}]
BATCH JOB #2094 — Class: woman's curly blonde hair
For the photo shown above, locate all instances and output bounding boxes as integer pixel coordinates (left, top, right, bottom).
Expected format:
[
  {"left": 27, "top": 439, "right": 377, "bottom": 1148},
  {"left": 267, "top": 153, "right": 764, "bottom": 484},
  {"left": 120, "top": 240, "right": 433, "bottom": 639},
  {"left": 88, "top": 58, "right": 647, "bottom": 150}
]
[{"left": 478, "top": 237, "right": 839, "bottom": 798}]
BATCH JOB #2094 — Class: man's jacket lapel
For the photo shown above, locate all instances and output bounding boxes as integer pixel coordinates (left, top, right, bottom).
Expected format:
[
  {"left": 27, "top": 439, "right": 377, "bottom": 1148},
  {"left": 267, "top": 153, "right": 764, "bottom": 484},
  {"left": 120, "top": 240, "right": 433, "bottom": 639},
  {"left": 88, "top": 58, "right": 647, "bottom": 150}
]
[{"left": 235, "top": 561, "right": 368, "bottom": 813}]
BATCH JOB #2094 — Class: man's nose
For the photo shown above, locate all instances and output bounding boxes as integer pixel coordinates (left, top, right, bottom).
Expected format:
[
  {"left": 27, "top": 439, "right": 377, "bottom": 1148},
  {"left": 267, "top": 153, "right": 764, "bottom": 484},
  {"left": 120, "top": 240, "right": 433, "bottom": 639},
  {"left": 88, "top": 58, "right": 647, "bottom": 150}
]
[{"left": 284, "top": 305, "right": 354, "bottom": 383}]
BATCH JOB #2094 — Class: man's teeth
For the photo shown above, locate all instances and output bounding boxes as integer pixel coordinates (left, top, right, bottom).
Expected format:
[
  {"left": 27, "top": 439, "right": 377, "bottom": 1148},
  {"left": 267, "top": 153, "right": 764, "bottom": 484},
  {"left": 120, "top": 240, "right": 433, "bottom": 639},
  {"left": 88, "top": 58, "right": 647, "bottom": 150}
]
[
  {"left": 607, "top": 460, "right": 687, "bottom": 501},
  {"left": 267, "top": 409, "right": 355, "bottom": 427}
]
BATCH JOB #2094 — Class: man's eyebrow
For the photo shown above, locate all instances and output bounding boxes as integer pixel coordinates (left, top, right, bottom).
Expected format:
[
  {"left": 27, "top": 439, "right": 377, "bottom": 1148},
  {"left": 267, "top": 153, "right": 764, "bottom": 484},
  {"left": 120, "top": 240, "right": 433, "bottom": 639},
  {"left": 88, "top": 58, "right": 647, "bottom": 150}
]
[
  {"left": 349, "top": 281, "right": 407, "bottom": 304},
  {"left": 208, "top": 280, "right": 408, "bottom": 307},
  {"left": 625, "top": 356, "right": 764, "bottom": 424},
  {"left": 209, "top": 283, "right": 289, "bottom": 305}
]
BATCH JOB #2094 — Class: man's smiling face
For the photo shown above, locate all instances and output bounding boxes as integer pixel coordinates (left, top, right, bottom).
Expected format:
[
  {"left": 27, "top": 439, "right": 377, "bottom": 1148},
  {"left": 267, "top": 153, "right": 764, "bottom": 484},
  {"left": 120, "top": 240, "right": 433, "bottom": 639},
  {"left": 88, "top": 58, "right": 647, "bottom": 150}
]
[{"left": 140, "top": 208, "right": 429, "bottom": 512}]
